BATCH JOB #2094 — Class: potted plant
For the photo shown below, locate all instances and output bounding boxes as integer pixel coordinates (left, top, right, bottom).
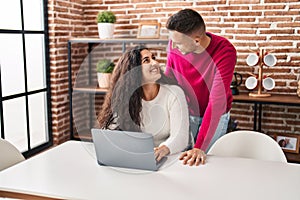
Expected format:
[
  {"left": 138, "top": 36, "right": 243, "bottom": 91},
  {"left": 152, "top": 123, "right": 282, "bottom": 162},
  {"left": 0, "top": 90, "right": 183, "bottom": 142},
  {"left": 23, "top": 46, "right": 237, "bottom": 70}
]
[
  {"left": 96, "top": 59, "right": 115, "bottom": 88},
  {"left": 97, "top": 11, "right": 116, "bottom": 39}
]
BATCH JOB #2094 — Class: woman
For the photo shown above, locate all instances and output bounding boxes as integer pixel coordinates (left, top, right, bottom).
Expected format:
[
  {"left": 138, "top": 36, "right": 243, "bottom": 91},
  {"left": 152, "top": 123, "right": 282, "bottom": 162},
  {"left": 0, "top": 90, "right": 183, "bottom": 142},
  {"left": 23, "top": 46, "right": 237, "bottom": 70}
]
[{"left": 97, "top": 46, "right": 190, "bottom": 161}]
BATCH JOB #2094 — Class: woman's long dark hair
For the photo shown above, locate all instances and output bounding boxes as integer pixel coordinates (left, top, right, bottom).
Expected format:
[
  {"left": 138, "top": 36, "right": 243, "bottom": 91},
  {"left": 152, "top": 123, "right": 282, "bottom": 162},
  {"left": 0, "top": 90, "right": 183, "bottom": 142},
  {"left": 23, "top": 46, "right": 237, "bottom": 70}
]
[{"left": 97, "top": 46, "right": 177, "bottom": 131}]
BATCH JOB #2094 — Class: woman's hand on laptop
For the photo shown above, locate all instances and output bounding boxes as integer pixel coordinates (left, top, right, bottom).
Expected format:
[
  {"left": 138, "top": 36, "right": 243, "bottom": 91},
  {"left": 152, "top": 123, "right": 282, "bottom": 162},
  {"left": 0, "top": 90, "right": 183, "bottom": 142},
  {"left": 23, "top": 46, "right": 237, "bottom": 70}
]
[
  {"left": 179, "top": 148, "right": 206, "bottom": 166},
  {"left": 154, "top": 145, "right": 170, "bottom": 162}
]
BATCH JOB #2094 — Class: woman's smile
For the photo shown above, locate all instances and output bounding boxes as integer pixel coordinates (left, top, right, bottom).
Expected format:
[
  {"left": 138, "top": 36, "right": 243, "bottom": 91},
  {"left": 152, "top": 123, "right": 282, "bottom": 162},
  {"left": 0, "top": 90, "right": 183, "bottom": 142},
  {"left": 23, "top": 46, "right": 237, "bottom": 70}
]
[{"left": 150, "top": 66, "right": 160, "bottom": 74}]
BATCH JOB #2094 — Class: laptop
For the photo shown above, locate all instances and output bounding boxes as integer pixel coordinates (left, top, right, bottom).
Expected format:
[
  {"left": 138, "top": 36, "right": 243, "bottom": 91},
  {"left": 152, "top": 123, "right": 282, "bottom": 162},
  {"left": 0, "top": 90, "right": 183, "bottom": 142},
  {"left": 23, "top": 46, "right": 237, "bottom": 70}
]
[{"left": 91, "top": 129, "right": 167, "bottom": 171}]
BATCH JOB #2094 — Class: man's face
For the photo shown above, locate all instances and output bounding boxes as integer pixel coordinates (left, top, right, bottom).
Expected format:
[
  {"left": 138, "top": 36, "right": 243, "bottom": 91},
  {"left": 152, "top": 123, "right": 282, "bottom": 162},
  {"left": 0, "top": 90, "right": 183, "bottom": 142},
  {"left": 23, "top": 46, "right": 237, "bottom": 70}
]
[{"left": 169, "top": 31, "right": 198, "bottom": 55}]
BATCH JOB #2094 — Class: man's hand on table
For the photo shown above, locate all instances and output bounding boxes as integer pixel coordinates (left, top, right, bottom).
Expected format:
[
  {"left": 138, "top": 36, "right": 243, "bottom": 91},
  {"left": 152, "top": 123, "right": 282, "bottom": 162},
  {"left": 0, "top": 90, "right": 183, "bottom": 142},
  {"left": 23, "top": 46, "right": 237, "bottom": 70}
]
[{"left": 179, "top": 148, "right": 206, "bottom": 166}]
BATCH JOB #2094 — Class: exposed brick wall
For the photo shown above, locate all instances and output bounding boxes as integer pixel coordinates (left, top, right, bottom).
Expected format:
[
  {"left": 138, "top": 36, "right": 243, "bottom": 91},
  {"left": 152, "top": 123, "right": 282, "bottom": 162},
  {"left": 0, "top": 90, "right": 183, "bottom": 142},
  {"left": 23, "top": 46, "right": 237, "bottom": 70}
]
[
  {"left": 48, "top": 0, "right": 300, "bottom": 146},
  {"left": 48, "top": 0, "right": 87, "bottom": 144}
]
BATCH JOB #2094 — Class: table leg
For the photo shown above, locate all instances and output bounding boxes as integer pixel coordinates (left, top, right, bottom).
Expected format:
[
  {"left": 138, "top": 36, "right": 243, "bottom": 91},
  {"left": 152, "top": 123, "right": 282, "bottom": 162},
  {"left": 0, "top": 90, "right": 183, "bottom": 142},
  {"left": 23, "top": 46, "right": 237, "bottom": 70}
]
[
  {"left": 88, "top": 43, "right": 93, "bottom": 130},
  {"left": 122, "top": 42, "right": 126, "bottom": 53},
  {"left": 68, "top": 41, "right": 74, "bottom": 140},
  {"left": 253, "top": 103, "right": 257, "bottom": 131},
  {"left": 258, "top": 103, "right": 262, "bottom": 132}
]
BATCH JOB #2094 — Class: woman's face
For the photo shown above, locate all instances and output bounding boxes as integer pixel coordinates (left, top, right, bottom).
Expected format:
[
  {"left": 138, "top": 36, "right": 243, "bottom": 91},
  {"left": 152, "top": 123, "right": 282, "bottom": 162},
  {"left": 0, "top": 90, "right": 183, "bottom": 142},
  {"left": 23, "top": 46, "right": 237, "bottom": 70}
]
[{"left": 140, "top": 49, "right": 161, "bottom": 84}]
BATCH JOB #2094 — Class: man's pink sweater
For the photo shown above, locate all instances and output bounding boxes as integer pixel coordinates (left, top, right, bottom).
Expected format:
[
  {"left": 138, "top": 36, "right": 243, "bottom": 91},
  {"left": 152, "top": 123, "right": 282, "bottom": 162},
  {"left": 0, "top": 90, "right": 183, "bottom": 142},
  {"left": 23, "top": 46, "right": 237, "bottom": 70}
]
[{"left": 166, "top": 32, "right": 237, "bottom": 150}]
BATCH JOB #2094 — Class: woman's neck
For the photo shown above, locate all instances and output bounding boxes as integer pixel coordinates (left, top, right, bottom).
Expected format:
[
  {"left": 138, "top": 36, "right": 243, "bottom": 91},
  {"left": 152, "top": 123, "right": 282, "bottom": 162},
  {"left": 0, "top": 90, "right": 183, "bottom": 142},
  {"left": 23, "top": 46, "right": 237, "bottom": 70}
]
[{"left": 142, "top": 83, "right": 160, "bottom": 101}]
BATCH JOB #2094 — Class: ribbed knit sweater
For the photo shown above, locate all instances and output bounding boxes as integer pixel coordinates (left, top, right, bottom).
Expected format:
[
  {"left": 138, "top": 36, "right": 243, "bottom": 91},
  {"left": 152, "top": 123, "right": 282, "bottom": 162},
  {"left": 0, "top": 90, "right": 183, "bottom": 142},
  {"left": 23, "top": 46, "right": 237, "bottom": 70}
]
[
  {"left": 166, "top": 32, "right": 236, "bottom": 150},
  {"left": 141, "top": 84, "right": 189, "bottom": 154}
]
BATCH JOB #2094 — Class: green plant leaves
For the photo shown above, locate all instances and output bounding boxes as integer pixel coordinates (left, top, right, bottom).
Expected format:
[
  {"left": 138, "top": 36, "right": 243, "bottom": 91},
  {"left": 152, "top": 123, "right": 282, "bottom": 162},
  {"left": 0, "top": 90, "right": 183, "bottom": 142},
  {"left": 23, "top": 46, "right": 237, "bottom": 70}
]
[
  {"left": 97, "top": 11, "right": 116, "bottom": 23},
  {"left": 96, "top": 59, "right": 115, "bottom": 73}
]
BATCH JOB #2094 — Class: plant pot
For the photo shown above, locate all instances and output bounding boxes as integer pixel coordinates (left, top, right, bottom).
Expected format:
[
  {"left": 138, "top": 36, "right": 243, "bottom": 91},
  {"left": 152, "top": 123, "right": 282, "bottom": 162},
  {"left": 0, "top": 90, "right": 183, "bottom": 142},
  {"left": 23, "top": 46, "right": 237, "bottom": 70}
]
[
  {"left": 97, "top": 23, "right": 114, "bottom": 39},
  {"left": 97, "top": 73, "right": 111, "bottom": 88}
]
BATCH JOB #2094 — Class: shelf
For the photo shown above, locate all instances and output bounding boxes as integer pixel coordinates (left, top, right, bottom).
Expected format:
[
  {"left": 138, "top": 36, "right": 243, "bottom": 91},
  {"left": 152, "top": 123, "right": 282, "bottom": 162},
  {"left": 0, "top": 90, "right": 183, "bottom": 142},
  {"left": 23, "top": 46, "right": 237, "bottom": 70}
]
[
  {"left": 233, "top": 93, "right": 300, "bottom": 106},
  {"left": 69, "top": 37, "right": 169, "bottom": 44},
  {"left": 73, "top": 132, "right": 92, "bottom": 141},
  {"left": 73, "top": 87, "right": 108, "bottom": 94}
]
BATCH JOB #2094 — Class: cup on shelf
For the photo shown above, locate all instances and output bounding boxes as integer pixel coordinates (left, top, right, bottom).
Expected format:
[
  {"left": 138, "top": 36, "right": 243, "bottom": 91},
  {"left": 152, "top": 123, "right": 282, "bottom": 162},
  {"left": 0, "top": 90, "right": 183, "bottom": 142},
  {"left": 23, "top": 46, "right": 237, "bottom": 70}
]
[
  {"left": 245, "top": 76, "right": 258, "bottom": 90},
  {"left": 246, "top": 53, "right": 259, "bottom": 66},
  {"left": 263, "top": 54, "right": 277, "bottom": 67},
  {"left": 262, "top": 77, "right": 275, "bottom": 90}
]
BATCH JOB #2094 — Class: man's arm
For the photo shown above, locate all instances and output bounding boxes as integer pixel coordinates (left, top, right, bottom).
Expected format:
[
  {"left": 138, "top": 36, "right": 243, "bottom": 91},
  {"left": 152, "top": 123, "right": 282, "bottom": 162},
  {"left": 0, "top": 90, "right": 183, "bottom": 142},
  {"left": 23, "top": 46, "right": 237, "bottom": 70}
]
[{"left": 194, "top": 47, "right": 236, "bottom": 151}]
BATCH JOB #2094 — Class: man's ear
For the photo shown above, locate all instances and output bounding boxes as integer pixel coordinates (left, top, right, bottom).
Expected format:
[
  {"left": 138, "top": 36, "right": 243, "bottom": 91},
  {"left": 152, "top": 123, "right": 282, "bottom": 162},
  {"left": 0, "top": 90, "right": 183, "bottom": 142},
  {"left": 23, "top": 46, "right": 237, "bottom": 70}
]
[{"left": 194, "top": 37, "right": 201, "bottom": 46}]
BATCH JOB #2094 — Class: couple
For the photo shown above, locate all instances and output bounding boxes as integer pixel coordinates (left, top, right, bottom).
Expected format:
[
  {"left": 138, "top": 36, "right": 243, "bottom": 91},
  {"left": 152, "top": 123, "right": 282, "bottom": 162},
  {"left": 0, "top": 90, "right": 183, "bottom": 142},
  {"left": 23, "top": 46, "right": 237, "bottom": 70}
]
[{"left": 98, "top": 9, "right": 236, "bottom": 166}]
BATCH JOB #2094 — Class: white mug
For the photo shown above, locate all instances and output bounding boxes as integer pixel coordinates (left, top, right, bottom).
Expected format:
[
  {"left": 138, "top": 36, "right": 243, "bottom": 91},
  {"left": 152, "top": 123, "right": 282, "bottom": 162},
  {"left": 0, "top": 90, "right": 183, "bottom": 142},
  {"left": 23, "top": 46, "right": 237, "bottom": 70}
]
[
  {"left": 263, "top": 54, "right": 277, "bottom": 67},
  {"left": 245, "top": 76, "right": 258, "bottom": 90},
  {"left": 263, "top": 77, "right": 275, "bottom": 90},
  {"left": 246, "top": 53, "right": 259, "bottom": 66}
]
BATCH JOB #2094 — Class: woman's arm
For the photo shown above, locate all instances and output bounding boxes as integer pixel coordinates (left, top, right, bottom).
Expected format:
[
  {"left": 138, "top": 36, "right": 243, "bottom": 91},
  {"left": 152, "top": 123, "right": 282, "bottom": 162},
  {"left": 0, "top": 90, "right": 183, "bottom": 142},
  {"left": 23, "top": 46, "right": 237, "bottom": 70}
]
[{"left": 159, "top": 85, "right": 189, "bottom": 154}]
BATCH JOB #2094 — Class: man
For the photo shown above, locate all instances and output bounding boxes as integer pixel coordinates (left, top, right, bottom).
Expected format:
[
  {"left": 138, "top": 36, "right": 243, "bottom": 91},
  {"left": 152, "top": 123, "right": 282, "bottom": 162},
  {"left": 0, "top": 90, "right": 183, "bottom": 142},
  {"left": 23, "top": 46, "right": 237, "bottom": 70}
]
[{"left": 165, "top": 9, "right": 236, "bottom": 166}]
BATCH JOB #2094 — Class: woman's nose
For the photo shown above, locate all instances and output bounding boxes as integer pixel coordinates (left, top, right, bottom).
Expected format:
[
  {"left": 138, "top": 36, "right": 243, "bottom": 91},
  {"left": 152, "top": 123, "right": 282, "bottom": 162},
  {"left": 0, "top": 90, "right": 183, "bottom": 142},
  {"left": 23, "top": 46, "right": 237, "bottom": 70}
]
[{"left": 151, "top": 59, "right": 159, "bottom": 65}]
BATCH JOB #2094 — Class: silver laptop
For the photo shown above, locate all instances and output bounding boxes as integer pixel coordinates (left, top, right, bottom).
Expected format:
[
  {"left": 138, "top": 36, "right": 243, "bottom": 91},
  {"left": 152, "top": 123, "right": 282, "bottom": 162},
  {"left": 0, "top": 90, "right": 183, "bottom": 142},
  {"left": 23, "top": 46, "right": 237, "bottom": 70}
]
[{"left": 91, "top": 129, "right": 167, "bottom": 171}]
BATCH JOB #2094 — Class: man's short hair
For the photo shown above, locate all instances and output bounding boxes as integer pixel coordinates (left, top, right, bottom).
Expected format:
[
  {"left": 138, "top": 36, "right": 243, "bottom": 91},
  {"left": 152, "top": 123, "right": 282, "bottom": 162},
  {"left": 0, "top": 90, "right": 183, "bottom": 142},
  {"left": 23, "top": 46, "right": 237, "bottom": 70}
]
[{"left": 166, "top": 9, "right": 206, "bottom": 35}]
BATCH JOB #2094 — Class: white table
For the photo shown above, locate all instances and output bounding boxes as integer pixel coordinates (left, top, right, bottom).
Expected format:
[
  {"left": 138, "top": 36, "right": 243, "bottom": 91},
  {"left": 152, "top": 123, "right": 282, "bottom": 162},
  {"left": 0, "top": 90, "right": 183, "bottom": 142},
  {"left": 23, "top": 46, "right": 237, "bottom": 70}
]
[{"left": 1, "top": 141, "right": 300, "bottom": 200}]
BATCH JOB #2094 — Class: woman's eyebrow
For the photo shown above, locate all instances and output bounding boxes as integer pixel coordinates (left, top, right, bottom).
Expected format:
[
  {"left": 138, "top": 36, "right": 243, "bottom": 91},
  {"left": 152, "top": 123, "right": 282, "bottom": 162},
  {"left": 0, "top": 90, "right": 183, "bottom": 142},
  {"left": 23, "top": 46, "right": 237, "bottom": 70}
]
[
  {"left": 142, "top": 54, "right": 152, "bottom": 62},
  {"left": 142, "top": 56, "right": 149, "bottom": 62}
]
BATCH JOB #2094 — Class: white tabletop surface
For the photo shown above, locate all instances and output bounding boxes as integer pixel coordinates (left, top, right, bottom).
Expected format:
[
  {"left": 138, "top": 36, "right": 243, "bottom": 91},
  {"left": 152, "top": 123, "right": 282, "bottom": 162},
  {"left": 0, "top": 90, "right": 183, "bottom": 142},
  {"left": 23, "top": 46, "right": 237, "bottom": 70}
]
[{"left": 1, "top": 140, "right": 300, "bottom": 200}]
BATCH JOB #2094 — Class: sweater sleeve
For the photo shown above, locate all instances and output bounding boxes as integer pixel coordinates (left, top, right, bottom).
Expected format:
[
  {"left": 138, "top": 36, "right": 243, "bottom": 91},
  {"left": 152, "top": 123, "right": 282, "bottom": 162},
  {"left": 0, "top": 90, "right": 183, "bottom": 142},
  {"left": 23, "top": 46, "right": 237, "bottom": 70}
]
[
  {"left": 159, "top": 86, "right": 189, "bottom": 154},
  {"left": 194, "top": 46, "right": 236, "bottom": 151}
]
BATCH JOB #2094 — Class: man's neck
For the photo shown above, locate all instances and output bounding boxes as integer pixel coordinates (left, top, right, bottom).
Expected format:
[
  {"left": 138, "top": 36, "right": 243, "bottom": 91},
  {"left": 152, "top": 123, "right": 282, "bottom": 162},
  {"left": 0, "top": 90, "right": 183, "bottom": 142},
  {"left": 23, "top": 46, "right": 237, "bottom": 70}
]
[{"left": 194, "top": 33, "right": 211, "bottom": 54}]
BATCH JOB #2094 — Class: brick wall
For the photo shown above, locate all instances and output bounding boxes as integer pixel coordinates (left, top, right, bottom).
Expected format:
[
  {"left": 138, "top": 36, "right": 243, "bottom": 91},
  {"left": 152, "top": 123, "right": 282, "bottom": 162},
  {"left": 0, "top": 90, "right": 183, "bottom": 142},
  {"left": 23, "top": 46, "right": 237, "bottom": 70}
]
[
  {"left": 48, "top": 0, "right": 300, "bottom": 145},
  {"left": 48, "top": 0, "right": 87, "bottom": 144}
]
